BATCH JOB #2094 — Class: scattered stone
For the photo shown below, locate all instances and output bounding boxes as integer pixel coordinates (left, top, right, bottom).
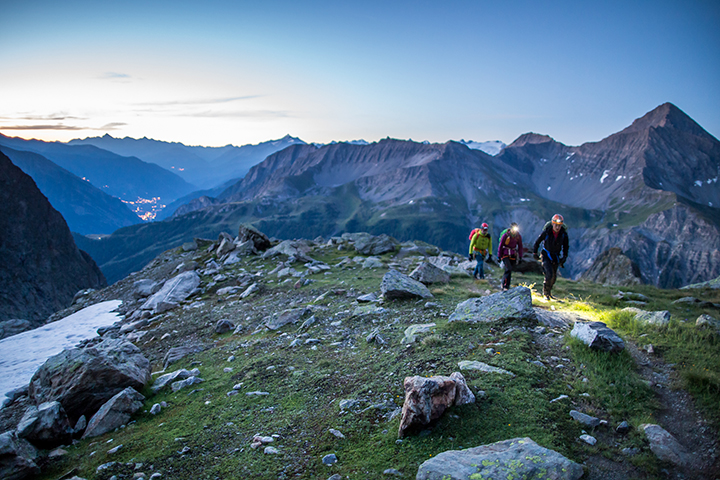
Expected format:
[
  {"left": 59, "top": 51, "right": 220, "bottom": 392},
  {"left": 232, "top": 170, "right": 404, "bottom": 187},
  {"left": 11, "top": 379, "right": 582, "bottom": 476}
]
[
  {"left": 458, "top": 360, "right": 515, "bottom": 377},
  {"left": 401, "top": 323, "right": 436, "bottom": 344},
  {"left": 696, "top": 314, "right": 720, "bottom": 331},
  {"left": 366, "top": 328, "right": 387, "bottom": 345},
  {"left": 107, "top": 444, "right": 123, "bottom": 454},
  {"left": 152, "top": 368, "right": 199, "bottom": 392},
  {"left": 409, "top": 262, "right": 451, "bottom": 285},
  {"left": 415, "top": 437, "right": 583, "bottom": 480},
  {"left": 238, "top": 224, "right": 271, "bottom": 252},
  {"left": 398, "top": 372, "right": 475, "bottom": 438},
  {"left": 264, "top": 446, "right": 279, "bottom": 454},
  {"left": 339, "top": 399, "right": 360, "bottom": 411},
  {"left": 353, "top": 233, "right": 399, "bottom": 255},
  {"left": 613, "top": 290, "right": 649, "bottom": 302},
  {"left": 448, "top": 287, "right": 534, "bottom": 323},
  {"left": 163, "top": 344, "right": 204, "bottom": 369},
  {"left": 533, "top": 309, "right": 584, "bottom": 329},
  {"left": 570, "top": 321, "right": 625, "bottom": 353},
  {"left": 240, "top": 283, "right": 260, "bottom": 299},
  {"left": 353, "top": 305, "right": 386, "bottom": 317},
  {"left": 381, "top": 270, "right": 433, "bottom": 300},
  {"left": 616, "top": 421, "right": 630, "bottom": 434},
  {"left": 579, "top": 434, "right": 597, "bottom": 445},
  {"left": 328, "top": 428, "right": 345, "bottom": 439},
  {"left": 383, "top": 468, "right": 403, "bottom": 476},
  {"left": 83, "top": 387, "right": 145, "bottom": 439},
  {"left": 362, "top": 257, "right": 385, "bottom": 269},
  {"left": 265, "top": 307, "right": 311, "bottom": 330},
  {"left": 357, "top": 292, "right": 379, "bottom": 303},
  {"left": 214, "top": 319, "right": 235, "bottom": 334},
  {"left": 641, "top": 424, "right": 690, "bottom": 466},
  {"left": 171, "top": 377, "right": 204, "bottom": 392},
  {"left": 569, "top": 410, "right": 601, "bottom": 428},
  {"left": 322, "top": 453, "right": 338, "bottom": 465},
  {"left": 150, "top": 404, "right": 162, "bottom": 415},
  {"left": 550, "top": 395, "right": 569, "bottom": 403},
  {"left": 16, "top": 401, "right": 72, "bottom": 449}
]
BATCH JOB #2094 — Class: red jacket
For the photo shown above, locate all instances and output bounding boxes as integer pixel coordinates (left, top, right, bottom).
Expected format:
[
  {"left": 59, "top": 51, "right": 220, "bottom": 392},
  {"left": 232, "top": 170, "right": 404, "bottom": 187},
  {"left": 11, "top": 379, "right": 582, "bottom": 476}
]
[{"left": 498, "top": 232, "right": 523, "bottom": 260}]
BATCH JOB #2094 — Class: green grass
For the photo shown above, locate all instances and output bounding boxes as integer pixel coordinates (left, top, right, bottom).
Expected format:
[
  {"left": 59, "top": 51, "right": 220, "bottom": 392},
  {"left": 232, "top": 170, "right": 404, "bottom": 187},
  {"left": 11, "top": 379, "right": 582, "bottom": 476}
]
[{"left": 35, "top": 244, "right": 720, "bottom": 479}]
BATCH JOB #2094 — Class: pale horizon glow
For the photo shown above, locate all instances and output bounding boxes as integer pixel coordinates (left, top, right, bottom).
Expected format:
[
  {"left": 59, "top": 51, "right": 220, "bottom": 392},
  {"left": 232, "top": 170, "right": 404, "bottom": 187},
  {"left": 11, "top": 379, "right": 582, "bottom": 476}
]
[{"left": 1, "top": 1, "right": 718, "bottom": 148}]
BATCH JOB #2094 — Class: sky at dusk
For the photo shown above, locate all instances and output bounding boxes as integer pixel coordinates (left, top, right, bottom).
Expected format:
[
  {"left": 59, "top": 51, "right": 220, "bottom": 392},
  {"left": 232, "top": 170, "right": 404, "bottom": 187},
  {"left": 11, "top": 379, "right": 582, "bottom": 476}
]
[{"left": 1, "top": 0, "right": 718, "bottom": 148}]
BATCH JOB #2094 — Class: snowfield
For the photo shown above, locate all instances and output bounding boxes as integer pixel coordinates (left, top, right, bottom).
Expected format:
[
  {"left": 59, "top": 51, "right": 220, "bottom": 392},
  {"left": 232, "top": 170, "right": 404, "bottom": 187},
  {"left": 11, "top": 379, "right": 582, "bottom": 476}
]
[{"left": 0, "top": 300, "right": 122, "bottom": 402}]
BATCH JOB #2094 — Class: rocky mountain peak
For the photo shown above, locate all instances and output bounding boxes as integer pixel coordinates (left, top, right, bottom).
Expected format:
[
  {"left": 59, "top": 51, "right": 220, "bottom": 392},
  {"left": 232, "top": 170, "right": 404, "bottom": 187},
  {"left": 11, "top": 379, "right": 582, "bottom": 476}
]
[
  {"left": 620, "top": 102, "right": 711, "bottom": 138},
  {"left": 507, "top": 133, "right": 558, "bottom": 148}
]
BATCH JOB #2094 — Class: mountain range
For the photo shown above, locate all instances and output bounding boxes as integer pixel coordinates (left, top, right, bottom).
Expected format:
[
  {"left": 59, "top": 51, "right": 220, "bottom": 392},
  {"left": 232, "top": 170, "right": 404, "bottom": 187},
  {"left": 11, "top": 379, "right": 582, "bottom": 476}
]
[{"left": 73, "top": 103, "right": 720, "bottom": 288}]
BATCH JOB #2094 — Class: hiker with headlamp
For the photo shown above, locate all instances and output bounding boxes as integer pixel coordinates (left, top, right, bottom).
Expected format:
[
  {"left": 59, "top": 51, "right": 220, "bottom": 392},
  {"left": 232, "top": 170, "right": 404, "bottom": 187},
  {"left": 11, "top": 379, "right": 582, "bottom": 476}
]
[
  {"left": 532, "top": 214, "right": 569, "bottom": 300},
  {"left": 497, "top": 222, "right": 523, "bottom": 291}
]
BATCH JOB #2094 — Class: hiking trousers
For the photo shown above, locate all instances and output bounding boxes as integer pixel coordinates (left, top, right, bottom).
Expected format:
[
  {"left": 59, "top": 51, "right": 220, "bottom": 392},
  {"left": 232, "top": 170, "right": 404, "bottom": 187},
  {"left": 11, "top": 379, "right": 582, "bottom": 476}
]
[
  {"left": 473, "top": 255, "right": 485, "bottom": 279},
  {"left": 542, "top": 254, "right": 559, "bottom": 296},
  {"left": 501, "top": 257, "right": 517, "bottom": 290}
]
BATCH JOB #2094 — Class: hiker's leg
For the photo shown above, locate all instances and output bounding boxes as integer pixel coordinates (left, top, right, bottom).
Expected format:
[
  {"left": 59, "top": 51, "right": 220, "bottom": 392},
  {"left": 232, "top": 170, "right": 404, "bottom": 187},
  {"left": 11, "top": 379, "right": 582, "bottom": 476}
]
[
  {"left": 542, "top": 255, "right": 554, "bottom": 296},
  {"left": 502, "top": 258, "right": 512, "bottom": 289},
  {"left": 478, "top": 256, "right": 484, "bottom": 278}
]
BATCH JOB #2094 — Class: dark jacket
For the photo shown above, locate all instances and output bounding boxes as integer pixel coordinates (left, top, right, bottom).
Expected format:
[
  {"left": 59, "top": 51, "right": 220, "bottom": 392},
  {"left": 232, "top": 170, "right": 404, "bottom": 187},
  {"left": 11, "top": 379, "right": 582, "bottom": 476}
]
[{"left": 533, "top": 222, "right": 569, "bottom": 263}]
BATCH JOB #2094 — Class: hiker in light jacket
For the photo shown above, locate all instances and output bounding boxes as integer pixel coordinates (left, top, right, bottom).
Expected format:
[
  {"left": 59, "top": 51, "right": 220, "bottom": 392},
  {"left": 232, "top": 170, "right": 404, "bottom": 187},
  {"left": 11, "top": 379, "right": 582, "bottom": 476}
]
[
  {"left": 497, "top": 222, "right": 523, "bottom": 291},
  {"left": 468, "top": 223, "right": 492, "bottom": 279},
  {"left": 532, "top": 213, "right": 569, "bottom": 300}
]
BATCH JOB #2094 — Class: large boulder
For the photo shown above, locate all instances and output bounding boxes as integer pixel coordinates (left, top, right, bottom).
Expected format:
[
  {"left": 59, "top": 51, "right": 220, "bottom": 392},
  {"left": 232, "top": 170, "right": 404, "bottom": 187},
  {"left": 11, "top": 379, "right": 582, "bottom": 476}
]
[
  {"left": 83, "top": 387, "right": 145, "bottom": 439},
  {"left": 28, "top": 338, "right": 151, "bottom": 422},
  {"left": 580, "top": 247, "right": 643, "bottom": 286},
  {"left": 381, "top": 270, "right": 433, "bottom": 300},
  {"left": 570, "top": 321, "right": 625, "bottom": 353},
  {"left": 0, "top": 431, "right": 40, "bottom": 480},
  {"left": 262, "top": 240, "right": 313, "bottom": 263},
  {"left": 416, "top": 437, "right": 583, "bottom": 480},
  {"left": 238, "top": 224, "right": 271, "bottom": 252},
  {"left": 16, "top": 401, "right": 72, "bottom": 448},
  {"left": 265, "top": 307, "right": 312, "bottom": 330},
  {"left": 140, "top": 271, "right": 200, "bottom": 314},
  {"left": 398, "top": 372, "right": 475, "bottom": 438},
  {"left": 409, "top": 262, "right": 451, "bottom": 285},
  {"left": 448, "top": 287, "right": 534, "bottom": 323},
  {"left": 354, "top": 234, "right": 399, "bottom": 256}
]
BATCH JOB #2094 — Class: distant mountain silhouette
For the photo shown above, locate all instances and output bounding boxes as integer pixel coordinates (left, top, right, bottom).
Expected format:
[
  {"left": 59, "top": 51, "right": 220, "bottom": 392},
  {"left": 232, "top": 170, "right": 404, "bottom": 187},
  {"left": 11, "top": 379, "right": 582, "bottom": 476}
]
[
  {"left": 0, "top": 134, "right": 195, "bottom": 204},
  {"left": 0, "top": 151, "right": 106, "bottom": 323},
  {"left": 68, "top": 134, "right": 307, "bottom": 190},
  {"left": 0, "top": 146, "right": 140, "bottom": 235}
]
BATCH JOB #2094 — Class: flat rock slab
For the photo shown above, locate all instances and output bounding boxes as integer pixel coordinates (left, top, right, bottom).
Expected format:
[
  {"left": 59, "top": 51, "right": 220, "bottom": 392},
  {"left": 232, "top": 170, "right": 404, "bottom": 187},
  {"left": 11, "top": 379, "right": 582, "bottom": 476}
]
[
  {"left": 570, "top": 321, "right": 625, "bottom": 353},
  {"left": 381, "top": 270, "right": 433, "bottom": 300},
  {"left": 401, "top": 323, "right": 436, "bottom": 344},
  {"left": 458, "top": 360, "right": 515, "bottom": 377},
  {"left": 569, "top": 410, "right": 601, "bottom": 428},
  {"left": 141, "top": 271, "right": 200, "bottom": 314},
  {"left": 448, "top": 287, "right": 534, "bottom": 323},
  {"left": 641, "top": 424, "right": 690, "bottom": 466},
  {"left": 265, "top": 307, "right": 311, "bottom": 330},
  {"left": 533, "top": 308, "right": 585, "bottom": 329},
  {"left": 416, "top": 437, "right": 583, "bottom": 480},
  {"left": 622, "top": 307, "right": 671, "bottom": 326},
  {"left": 83, "top": 387, "right": 145, "bottom": 439}
]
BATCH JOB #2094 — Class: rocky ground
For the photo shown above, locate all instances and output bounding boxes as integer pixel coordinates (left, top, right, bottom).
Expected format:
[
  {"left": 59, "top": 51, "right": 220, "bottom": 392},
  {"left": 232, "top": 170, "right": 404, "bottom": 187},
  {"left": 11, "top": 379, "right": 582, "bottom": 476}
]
[{"left": 1, "top": 230, "right": 718, "bottom": 480}]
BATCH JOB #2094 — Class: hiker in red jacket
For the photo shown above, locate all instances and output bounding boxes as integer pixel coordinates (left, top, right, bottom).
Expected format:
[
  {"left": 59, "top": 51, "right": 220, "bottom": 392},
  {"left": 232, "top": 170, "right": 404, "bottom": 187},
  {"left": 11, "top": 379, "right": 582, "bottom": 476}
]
[{"left": 497, "top": 222, "right": 523, "bottom": 291}]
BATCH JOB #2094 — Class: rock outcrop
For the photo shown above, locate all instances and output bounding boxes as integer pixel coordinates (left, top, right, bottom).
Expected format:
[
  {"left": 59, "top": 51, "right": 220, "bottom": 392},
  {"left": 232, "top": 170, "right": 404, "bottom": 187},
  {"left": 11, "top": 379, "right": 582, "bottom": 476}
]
[
  {"left": 83, "top": 387, "right": 145, "bottom": 439},
  {"left": 580, "top": 247, "right": 642, "bottom": 286},
  {"left": 0, "top": 151, "right": 106, "bottom": 323},
  {"left": 448, "top": 287, "right": 534, "bottom": 323},
  {"left": 380, "top": 270, "right": 433, "bottom": 300},
  {"left": 570, "top": 321, "right": 625, "bottom": 353}
]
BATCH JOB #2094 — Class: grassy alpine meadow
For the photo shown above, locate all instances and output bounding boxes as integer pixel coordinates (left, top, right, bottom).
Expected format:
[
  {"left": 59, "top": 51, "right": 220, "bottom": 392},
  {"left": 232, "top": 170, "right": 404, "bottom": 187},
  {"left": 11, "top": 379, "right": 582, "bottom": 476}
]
[{"left": 35, "top": 244, "right": 719, "bottom": 479}]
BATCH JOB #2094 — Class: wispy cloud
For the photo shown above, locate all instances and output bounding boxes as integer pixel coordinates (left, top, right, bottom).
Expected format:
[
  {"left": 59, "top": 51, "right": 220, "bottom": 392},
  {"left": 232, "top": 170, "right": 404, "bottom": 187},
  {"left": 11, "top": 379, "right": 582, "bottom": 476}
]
[
  {"left": 182, "top": 109, "right": 290, "bottom": 119},
  {"left": 133, "top": 95, "right": 262, "bottom": 107},
  {"left": 99, "top": 122, "right": 127, "bottom": 130},
  {"left": 0, "top": 124, "right": 85, "bottom": 131},
  {"left": 0, "top": 114, "right": 85, "bottom": 121},
  {"left": 100, "top": 72, "right": 131, "bottom": 80}
]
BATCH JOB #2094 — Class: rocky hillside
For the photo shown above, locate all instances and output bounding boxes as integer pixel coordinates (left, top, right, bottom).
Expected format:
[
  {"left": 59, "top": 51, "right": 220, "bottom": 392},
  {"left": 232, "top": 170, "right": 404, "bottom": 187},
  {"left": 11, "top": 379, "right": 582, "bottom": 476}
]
[
  {"left": 0, "top": 151, "right": 107, "bottom": 326},
  {"left": 1, "top": 228, "right": 718, "bottom": 480}
]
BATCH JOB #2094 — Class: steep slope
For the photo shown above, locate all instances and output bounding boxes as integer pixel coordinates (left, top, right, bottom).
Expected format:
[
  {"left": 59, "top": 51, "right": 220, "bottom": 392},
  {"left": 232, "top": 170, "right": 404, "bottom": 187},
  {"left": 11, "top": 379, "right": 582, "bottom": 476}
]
[
  {"left": 0, "top": 134, "right": 196, "bottom": 205},
  {"left": 0, "top": 146, "right": 140, "bottom": 235},
  {"left": 0, "top": 151, "right": 106, "bottom": 322},
  {"left": 68, "top": 134, "right": 306, "bottom": 189}
]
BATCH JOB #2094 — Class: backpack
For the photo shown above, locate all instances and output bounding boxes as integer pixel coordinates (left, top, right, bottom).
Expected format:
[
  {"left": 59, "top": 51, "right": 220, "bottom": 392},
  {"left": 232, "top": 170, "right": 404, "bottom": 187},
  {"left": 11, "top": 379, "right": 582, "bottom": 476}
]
[
  {"left": 468, "top": 228, "right": 481, "bottom": 241},
  {"left": 498, "top": 228, "right": 509, "bottom": 246}
]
